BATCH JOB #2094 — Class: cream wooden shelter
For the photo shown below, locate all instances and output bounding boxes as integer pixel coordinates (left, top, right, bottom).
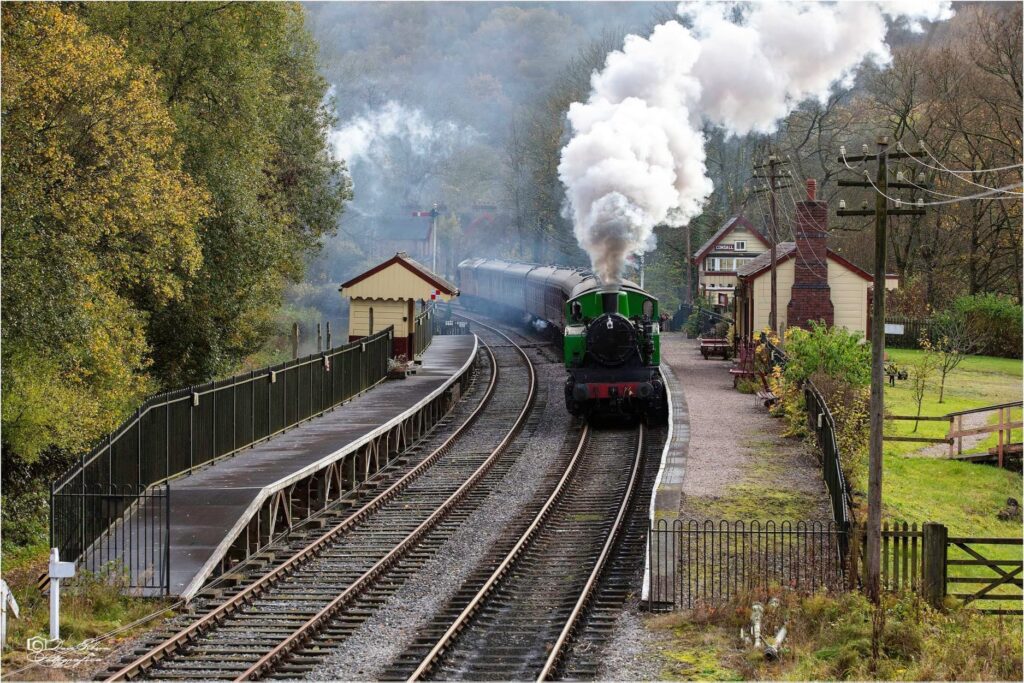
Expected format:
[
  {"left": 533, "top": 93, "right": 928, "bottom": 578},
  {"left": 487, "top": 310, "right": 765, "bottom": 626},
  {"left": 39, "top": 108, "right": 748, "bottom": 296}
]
[{"left": 340, "top": 252, "right": 458, "bottom": 358}]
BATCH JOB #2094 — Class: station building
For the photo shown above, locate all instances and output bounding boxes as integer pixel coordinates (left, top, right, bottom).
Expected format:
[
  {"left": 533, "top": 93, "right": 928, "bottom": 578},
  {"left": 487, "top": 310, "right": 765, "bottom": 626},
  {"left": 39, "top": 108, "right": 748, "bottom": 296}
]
[
  {"left": 693, "top": 215, "right": 772, "bottom": 307},
  {"left": 340, "top": 252, "right": 458, "bottom": 358}
]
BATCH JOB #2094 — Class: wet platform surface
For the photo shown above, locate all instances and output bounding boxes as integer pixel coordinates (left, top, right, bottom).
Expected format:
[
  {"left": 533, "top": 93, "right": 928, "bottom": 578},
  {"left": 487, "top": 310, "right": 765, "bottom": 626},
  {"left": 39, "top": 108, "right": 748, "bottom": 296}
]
[{"left": 160, "top": 335, "right": 478, "bottom": 597}]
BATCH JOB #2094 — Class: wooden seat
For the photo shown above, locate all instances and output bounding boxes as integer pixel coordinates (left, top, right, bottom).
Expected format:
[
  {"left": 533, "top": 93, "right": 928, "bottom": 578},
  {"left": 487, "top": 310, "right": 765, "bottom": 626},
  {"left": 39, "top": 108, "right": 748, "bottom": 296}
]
[{"left": 729, "top": 340, "right": 756, "bottom": 387}]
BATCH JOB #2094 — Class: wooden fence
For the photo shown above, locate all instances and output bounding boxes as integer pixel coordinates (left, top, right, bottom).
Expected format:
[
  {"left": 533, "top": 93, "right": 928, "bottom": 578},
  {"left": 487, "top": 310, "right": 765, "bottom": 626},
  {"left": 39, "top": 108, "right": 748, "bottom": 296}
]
[
  {"left": 884, "top": 400, "right": 1023, "bottom": 467},
  {"left": 849, "top": 522, "right": 1022, "bottom": 615}
]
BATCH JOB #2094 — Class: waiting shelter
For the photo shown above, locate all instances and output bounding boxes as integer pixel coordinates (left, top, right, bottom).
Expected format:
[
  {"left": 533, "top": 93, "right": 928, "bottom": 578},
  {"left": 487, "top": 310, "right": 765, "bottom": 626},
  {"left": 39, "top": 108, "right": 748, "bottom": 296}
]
[{"left": 340, "top": 252, "right": 459, "bottom": 358}]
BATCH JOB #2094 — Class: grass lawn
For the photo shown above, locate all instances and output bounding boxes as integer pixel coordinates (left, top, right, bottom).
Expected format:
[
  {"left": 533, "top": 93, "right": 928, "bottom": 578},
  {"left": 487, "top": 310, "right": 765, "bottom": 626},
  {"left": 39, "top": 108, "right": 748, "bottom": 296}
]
[
  {"left": 883, "top": 349, "right": 1022, "bottom": 458},
  {"left": 878, "top": 350, "right": 1022, "bottom": 612}
]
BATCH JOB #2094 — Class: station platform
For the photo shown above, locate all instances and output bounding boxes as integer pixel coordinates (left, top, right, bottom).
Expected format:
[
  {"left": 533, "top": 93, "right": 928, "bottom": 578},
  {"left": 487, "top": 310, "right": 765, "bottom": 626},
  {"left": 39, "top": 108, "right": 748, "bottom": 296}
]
[{"left": 159, "top": 334, "right": 477, "bottom": 598}]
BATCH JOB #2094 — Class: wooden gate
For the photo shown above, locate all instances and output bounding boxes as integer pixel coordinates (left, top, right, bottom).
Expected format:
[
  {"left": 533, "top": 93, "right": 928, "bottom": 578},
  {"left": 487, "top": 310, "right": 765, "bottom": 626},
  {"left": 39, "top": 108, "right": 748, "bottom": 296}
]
[{"left": 947, "top": 535, "right": 1023, "bottom": 616}]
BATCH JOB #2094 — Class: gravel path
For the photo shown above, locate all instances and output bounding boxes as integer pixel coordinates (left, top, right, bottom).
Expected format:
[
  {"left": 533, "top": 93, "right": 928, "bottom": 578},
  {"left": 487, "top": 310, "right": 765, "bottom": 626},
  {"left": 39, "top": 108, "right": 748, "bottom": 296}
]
[
  {"left": 308, "top": 349, "right": 571, "bottom": 681},
  {"left": 598, "top": 332, "right": 834, "bottom": 680},
  {"left": 661, "top": 332, "right": 832, "bottom": 521}
]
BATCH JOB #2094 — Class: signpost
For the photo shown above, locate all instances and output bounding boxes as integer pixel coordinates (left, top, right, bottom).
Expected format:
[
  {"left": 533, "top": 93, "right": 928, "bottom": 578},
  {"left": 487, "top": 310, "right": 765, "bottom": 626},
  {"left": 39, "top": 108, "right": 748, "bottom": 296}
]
[{"left": 49, "top": 548, "right": 75, "bottom": 641}]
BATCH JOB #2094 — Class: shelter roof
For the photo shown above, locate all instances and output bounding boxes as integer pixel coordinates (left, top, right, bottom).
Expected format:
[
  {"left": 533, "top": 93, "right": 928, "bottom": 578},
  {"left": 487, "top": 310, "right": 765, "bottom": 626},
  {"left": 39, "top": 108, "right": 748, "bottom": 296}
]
[
  {"left": 737, "top": 242, "right": 872, "bottom": 282},
  {"left": 340, "top": 252, "right": 459, "bottom": 296}
]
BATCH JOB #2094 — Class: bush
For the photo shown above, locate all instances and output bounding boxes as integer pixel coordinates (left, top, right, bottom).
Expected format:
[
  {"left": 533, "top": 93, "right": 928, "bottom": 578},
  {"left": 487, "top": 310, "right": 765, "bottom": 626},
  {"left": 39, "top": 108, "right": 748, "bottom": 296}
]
[
  {"left": 950, "top": 293, "right": 1022, "bottom": 358},
  {"left": 782, "top": 322, "right": 871, "bottom": 387}
]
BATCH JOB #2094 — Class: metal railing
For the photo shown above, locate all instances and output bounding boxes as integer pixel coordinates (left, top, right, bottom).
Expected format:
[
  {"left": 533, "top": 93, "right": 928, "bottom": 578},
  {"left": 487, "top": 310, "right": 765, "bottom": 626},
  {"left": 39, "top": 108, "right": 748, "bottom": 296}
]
[
  {"left": 51, "top": 484, "right": 170, "bottom": 594},
  {"left": 648, "top": 519, "right": 847, "bottom": 609},
  {"left": 805, "top": 383, "right": 855, "bottom": 533},
  {"left": 414, "top": 306, "right": 433, "bottom": 358},
  {"left": 760, "top": 336, "right": 854, "bottom": 541},
  {"left": 51, "top": 327, "right": 393, "bottom": 568}
]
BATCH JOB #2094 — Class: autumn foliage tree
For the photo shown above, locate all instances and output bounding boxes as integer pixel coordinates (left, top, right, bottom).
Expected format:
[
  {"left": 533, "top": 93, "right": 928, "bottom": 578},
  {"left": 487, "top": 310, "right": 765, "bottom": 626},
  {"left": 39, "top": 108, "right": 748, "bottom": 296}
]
[{"left": 1, "top": 3, "right": 209, "bottom": 471}]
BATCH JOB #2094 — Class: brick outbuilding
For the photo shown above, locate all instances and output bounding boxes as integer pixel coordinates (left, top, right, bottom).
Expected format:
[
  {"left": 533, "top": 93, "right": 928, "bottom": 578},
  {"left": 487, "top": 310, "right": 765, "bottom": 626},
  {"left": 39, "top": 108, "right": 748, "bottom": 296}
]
[{"left": 734, "top": 180, "right": 879, "bottom": 340}]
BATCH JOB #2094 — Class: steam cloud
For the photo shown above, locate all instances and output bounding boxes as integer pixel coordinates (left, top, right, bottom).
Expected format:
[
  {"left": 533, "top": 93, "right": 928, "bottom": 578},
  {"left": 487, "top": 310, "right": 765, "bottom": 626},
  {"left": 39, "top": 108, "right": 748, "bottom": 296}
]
[
  {"left": 559, "top": 1, "right": 954, "bottom": 283},
  {"left": 329, "top": 101, "right": 466, "bottom": 167}
]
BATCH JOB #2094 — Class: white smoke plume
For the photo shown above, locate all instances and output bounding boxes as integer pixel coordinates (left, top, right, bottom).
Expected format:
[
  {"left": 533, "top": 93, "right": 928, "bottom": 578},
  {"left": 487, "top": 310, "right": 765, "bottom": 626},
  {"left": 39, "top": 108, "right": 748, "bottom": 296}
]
[
  {"left": 329, "top": 101, "right": 464, "bottom": 165},
  {"left": 559, "top": 1, "right": 954, "bottom": 284}
]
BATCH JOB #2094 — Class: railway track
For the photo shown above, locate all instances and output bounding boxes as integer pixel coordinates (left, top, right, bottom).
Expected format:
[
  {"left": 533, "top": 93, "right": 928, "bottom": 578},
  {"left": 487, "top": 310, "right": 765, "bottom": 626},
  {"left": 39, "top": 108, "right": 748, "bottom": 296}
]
[
  {"left": 103, "top": 321, "right": 537, "bottom": 681},
  {"left": 381, "top": 422, "right": 647, "bottom": 682}
]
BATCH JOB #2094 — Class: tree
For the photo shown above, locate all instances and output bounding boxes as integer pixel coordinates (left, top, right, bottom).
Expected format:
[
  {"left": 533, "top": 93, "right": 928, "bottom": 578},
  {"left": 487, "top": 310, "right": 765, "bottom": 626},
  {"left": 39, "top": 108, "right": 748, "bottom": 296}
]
[
  {"left": 82, "top": 2, "right": 351, "bottom": 386},
  {"left": 910, "top": 339, "right": 942, "bottom": 432},
  {"left": 1, "top": 3, "right": 209, "bottom": 469},
  {"left": 931, "top": 313, "right": 980, "bottom": 403}
]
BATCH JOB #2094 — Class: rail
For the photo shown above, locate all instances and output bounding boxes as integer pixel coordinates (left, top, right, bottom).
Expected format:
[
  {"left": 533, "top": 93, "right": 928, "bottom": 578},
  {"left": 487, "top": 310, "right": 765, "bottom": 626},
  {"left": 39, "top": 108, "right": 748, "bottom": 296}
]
[
  {"left": 51, "top": 327, "right": 394, "bottom": 571},
  {"left": 413, "top": 305, "right": 433, "bottom": 358}
]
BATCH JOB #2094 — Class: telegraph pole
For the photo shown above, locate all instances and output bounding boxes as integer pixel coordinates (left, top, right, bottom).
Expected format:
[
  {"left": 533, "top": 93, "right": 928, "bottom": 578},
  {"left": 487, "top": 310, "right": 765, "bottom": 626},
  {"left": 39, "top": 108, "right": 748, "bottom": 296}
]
[
  {"left": 753, "top": 155, "right": 791, "bottom": 333},
  {"left": 836, "top": 136, "right": 927, "bottom": 602},
  {"left": 685, "top": 224, "right": 692, "bottom": 304}
]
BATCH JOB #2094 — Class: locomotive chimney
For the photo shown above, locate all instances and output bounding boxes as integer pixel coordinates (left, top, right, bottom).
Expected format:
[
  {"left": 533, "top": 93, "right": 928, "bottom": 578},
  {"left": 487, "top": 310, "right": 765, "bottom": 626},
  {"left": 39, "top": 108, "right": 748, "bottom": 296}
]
[{"left": 600, "top": 285, "right": 620, "bottom": 314}]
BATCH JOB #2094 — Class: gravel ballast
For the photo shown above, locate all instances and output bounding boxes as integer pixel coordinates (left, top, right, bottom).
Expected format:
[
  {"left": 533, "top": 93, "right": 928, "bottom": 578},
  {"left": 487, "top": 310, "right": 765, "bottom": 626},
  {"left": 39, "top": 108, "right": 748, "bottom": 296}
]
[{"left": 308, "top": 344, "right": 571, "bottom": 681}]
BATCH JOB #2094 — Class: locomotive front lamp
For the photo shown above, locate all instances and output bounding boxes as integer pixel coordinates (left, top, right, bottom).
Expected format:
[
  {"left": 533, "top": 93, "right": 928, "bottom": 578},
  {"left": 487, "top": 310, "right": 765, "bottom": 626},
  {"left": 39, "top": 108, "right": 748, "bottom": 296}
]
[{"left": 839, "top": 199, "right": 847, "bottom": 210}]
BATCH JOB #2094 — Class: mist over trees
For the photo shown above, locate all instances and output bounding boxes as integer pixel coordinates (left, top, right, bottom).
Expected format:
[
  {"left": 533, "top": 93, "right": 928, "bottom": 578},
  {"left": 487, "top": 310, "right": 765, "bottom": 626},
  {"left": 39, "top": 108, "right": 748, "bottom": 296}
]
[{"left": 303, "top": 2, "right": 663, "bottom": 282}]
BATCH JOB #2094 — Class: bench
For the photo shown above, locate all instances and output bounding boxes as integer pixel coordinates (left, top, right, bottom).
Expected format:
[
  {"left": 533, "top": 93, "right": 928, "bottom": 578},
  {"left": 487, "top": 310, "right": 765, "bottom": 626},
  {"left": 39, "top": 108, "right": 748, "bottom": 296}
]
[
  {"left": 755, "top": 371, "right": 777, "bottom": 408},
  {"left": 700, "top": 338, "right": 732, "bottom": 360},
  {"left": 729, "top": 341, "right": 756, "bottom": 388}
]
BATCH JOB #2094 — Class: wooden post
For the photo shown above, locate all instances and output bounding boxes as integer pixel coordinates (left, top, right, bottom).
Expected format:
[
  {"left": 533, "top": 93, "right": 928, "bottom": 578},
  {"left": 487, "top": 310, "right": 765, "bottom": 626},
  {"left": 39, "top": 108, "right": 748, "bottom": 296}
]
[
  {"left": 957, "top": 415, "right": 963, "bottom": 455},
  {"left": 921, "top": 522, "right": 948, "bottom": 609},
  {"left": 997, "top": 407, "right": 1004, "bottom": 468},
  {"left": 865, "top": 136, "right": 889, "bottom": 604},
  {"left": 326, "top": 322, "right": 332, "bottom": 350},
  {"left": 291, "top": 323, "right": 299, "bottom": 359},
  {"left": 947, "top": 416, "right": 955, "bottom": 457},
  {"left": 317, "top": 323, "right": 322, "bottom": 353}
]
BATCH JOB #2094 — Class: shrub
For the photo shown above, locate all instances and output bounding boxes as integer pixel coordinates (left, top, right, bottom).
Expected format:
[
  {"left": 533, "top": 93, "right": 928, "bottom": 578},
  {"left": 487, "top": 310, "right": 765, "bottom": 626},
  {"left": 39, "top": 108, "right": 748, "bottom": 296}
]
[
  {"left": 765, "top": 324, "right": 870, "bottom": 439},
  {"left": 950, "top": 293, "right": 1022, "bottom": 358}
]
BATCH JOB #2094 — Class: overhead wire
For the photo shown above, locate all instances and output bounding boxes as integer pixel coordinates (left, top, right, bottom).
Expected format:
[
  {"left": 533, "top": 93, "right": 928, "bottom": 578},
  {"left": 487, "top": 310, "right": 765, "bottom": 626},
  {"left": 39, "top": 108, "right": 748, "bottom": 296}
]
[
  {"left": 897, "top": 140, "right": 1023, "bottom": 193},
  {"left": 841, "top": 149, "right": 1022, "bottom": 205}
]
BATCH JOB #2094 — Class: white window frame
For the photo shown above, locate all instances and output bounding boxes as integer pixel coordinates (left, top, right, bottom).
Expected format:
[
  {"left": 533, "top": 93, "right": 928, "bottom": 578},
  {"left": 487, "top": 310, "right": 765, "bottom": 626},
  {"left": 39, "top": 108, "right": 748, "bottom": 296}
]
[{"left": 734, "top": 240, "right": 746, "bottom": 251}]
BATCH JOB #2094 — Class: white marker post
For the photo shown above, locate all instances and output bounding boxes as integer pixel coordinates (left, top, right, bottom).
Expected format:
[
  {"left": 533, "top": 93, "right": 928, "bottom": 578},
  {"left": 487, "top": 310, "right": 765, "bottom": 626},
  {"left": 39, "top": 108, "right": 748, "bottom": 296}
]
[
  {"left": 1, "top": 578, "right": 19, "bottom": 650},
  {"left": 48, "top": 548, "right": 75, "bottom": 641}
]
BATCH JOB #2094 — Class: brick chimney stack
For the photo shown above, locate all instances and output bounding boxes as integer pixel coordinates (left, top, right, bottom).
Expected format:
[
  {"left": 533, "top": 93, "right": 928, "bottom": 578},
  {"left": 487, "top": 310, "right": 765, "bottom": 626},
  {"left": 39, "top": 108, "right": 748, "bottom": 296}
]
[{"left": 787, "top": 178, "right": 834, "bottom": 329}]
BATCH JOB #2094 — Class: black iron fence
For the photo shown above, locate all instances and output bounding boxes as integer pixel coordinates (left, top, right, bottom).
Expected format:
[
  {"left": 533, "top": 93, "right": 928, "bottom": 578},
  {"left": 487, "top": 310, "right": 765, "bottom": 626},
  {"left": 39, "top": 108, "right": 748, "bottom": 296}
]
[
  {"left": 51, "top": 484, "right": 170, "bottom": 595},
  {"left": 51, "top": 327, "right": 393, "bottom": 571},
  {"left": 805, "top": 383, "right": 854, "bottom": 532},
  {"left": 648, "top": 519, "right": 847, "bottom": 609}
]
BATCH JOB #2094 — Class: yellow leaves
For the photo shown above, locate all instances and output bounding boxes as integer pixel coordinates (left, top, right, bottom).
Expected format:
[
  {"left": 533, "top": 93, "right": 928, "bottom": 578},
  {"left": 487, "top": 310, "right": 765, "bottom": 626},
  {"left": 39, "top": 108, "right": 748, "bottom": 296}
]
[{"left": 1, "top": 3, "right": 205, "bottom": 465}]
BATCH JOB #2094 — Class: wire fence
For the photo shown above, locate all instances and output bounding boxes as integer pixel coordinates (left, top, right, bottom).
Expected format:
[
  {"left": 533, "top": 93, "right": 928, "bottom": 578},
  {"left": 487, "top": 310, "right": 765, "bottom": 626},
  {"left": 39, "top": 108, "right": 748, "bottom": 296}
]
[{"left": 51, "top": 326, "right": 394, "bottom": 568}]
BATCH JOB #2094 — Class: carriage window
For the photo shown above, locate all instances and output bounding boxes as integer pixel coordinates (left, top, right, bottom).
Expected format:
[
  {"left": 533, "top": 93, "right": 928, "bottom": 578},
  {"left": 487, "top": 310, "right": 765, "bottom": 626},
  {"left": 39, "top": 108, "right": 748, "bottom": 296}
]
[{"left": 368, "top": 307, "right": 374, "bottom": 334}]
